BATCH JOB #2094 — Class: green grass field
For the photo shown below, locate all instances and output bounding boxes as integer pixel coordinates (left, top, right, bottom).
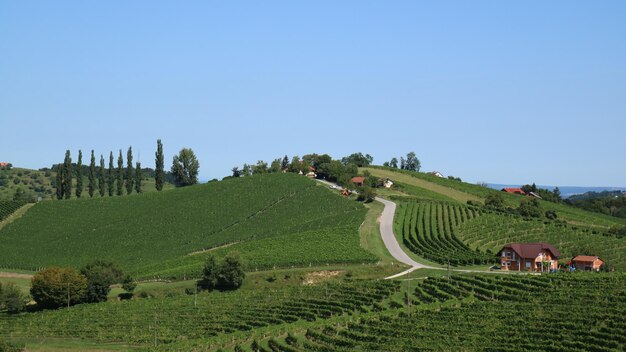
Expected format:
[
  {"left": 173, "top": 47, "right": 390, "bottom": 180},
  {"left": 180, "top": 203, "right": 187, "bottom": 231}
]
[{"left": 0, "top": 173, "right": 375, "bottom": 277}]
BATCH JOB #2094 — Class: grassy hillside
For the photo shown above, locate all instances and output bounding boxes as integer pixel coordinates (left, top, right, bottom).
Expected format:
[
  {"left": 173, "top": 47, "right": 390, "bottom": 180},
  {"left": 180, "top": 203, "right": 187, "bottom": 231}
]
[
  {"left": 363, "top": 166, "right": 626, "bottom": 228},
  {"left": 0, "top": 173, "right": 375, "bottom": 276}
]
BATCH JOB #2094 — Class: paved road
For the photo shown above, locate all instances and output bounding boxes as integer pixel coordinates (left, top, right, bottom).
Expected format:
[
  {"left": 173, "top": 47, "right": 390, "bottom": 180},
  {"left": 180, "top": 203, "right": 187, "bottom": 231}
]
[{"left": 375, "top": 197, "right": 436, "bottom": 278}]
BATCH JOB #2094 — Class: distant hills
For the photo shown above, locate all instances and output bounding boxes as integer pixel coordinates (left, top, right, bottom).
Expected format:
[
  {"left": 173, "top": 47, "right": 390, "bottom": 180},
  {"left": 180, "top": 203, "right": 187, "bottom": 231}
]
[{"left": 487, "top": 184, "right": 625, "bottom": 198}]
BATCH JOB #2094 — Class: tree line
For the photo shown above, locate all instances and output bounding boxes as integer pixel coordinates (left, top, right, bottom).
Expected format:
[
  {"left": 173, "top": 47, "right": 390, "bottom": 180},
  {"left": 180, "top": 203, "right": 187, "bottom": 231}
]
[
  {"left": 53, "top": 140, "right": 201, "bottom": 200},
  {"left": 382, "top": 152, "right": 421, "bottom": 171}
]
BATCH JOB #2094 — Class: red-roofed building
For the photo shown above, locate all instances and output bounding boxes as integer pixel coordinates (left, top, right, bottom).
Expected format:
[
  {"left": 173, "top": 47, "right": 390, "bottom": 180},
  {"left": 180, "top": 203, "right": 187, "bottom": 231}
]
[
  {"left": 572, "top": 256, "right": 604, "bottom": 271},
  {"left": 498, "top": 242, "right": 560, "bottom": 272},
  {"left": 0, "top": 162, "right": 9, "bottom": 168},
  {"left": 502, "top": 188, "right": 526, "bottom": 196},
  {"left": 351, "top": 177, "right": 365, "bottom": 187}
]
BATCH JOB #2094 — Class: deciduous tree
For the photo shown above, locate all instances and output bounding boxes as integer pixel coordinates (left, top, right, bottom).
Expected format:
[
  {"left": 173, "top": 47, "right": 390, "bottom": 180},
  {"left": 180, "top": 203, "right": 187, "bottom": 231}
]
[
  {"left": 30, "top": 267, "right": 87, "bottom": 309},
  {"left": 171, "top": 148, "right": 199, "bottom": 186},
  {"left": 218, "top": 252, "right": 245, "bottom": 290}
]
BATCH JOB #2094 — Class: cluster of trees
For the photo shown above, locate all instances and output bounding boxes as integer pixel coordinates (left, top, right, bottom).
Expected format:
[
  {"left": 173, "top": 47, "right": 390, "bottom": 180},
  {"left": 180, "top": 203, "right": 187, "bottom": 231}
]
[
  {"left": 199, "top": 252, "right": 245, "bottom": 291},
  {"left": 53, "top": 140, "right": 201, "bottom": 199},
  {"left": 483, "top": 192, "right": 557, "bottom": 220},
  {"left": 54, "top": 147, "right": 145, "bottom": 199},
  {"left": 0, "top": 281, "right": 28, "bottom": 314},
  {"left": 382, "top": 152, "right": 421, "bottom": 172},
  {"left": 29, "top": 261, "right": 136, "bottom": 310},
  {"left": 521, "top": 183, "right": 562, "bottom": 203},
  {"left": 566, "top": 191, "right": 626, "bottom": 219},
  {"left": 229, "top": 152, "right": 379, "bottom": 201}
]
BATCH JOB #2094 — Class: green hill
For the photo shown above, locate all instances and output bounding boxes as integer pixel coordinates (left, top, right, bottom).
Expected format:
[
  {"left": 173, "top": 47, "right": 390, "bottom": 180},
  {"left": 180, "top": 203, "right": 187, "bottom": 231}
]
[
  {"left": 0, "top": 173, "right": 375, "bottom": 277},
  {"left": 363, "top": 166, "right": 626, "bottom": 228}
]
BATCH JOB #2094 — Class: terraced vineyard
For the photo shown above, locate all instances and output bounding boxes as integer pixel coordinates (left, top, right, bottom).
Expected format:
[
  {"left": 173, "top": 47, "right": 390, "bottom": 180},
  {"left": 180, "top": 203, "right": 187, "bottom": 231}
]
[
  {"left": 396, "top": 201, "right": 494, "bottom": 265},
  {"left": 0, "top": 174, "right": 375, "bottom": 276},
  {"left": 0, "top": 201, "right": 26, "bottom": 222},
  {"left": 0, "top": 280, "right": 399, "bottom": 349},
  {"left": 254, "top": 273, "right": 626, "bottom": 351},
  {"left": 458, "top": 213, "right": 626, "bottom": 270}
]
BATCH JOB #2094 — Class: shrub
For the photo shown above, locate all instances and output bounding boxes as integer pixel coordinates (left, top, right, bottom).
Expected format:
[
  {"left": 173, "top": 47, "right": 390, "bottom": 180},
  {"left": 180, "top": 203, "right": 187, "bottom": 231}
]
[
  {"left": 1, "top": 282, "right": 28, "bottom": 314},
  {"left": 80, "top": 260, "right": 124, "bottom": 303},
  {"left": 545, "top": 210, "right": 558, "bottom": 220},
  {"left": 217, "top": 252, "right": 245, "bottom": 290},
  {"left": 518, "top": 198, "right": 542, "bottom": 218},
  {"left": 484, "top": 193, "right": 504, "bottom": 209},
  {"left": 31, "top": 267, "right": 88, "bottom": 309}
]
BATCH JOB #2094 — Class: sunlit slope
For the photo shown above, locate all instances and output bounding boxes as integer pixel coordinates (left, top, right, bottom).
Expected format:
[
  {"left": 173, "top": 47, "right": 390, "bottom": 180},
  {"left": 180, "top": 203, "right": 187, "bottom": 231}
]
[
  {"left": 0, "top": 173, "right": 374, "bottom": 275},
  {"left": 363, "top": 166, "right": 626, "bottom": 228}
]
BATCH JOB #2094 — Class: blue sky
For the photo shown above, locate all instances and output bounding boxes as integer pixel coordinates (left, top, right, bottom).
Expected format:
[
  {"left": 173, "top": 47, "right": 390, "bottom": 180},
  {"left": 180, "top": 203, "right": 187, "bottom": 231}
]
[{"left": 1, "top": 1, "right": 625, "bottom": 186}]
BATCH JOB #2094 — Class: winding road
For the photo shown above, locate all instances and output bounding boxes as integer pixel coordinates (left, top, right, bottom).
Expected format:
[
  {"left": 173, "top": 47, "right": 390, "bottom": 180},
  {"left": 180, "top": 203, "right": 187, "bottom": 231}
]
[{"left": 376, "top": 197, "right": 436, "bottom": 279}]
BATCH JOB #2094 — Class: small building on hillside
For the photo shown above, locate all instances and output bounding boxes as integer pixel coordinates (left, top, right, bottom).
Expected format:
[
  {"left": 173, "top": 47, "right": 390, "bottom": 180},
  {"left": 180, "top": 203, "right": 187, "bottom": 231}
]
[
  {"left": 498, "top": 242, "right": 560, "bottom": 272},
  {"left": 528, "top": 191, "right": 542, "bottom": 199},
  {"left": 572, "top": 256, "right": 604, "bottom": 271},
  {"left": 306, "top": 167, "right": 317, "bottom": 178},
  {"left": 351, "top": 176, "right": 365, "bottom": 187},
  {"left": 0, "top": 162, "right": 9, "bottom": 168},
  {"left": 429, "top": 171, "right": 444, "bottom": 178},
  {"left": 383, "top": 178, "right": 394, "bottom": 188},
  {"left": 502, "top": 188, "right": 527, "bottom": 196}
]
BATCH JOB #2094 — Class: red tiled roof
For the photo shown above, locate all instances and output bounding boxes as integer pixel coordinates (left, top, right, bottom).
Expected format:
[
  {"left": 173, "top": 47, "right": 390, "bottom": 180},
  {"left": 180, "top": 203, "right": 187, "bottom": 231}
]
[
  {"left": 351, "top": 177, "right": 365, "bottom": 184},
  {"left": 572, "top": 255, "right": 601, "bottom": 262},
  {"left": 502, "top": 188, "right": 526, "bottom": 195},
  {"left": 501, "top": 242, "right": 561, "bottom": 259}
]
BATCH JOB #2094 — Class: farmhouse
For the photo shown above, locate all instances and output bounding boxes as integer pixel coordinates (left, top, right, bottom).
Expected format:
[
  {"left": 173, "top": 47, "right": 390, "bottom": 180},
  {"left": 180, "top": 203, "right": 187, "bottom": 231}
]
[
  {"left": 502, "top": 188, "right": 526, "bottom": 196},
  {"left": 428, "top": 171, "right": 444, "bottom": 178},
  {"left": 306, "top": 167, "right": 317, "bottom": 178},
  {"left": 572, "top": 256, "right": 604, "bottom": 271},
  {"left": 498, "top": 242, "right": 560, "bottom": 272},
  {"left": 0, "top": 162, "right": 9, "bottom": 168},
  {"left": 351, "top": 176, "right": 365, "bottom": 187},
  {"left": 383, "top": 178, "right": 394, "bottom": 188}
]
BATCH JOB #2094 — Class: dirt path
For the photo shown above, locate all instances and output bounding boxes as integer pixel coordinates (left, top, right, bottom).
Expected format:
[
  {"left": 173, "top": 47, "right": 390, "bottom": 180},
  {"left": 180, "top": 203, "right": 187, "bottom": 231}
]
[{"left": 0, "top": 271, "right": 33, "bottom": 279}]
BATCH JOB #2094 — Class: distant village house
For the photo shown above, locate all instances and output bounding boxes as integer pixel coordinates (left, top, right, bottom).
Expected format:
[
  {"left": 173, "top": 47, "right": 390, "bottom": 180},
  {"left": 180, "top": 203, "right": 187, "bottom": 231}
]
[
  {"left": 383, "top": 178, "right": 394, "bottom": 189},
  {"left": 498, "top": 242, "right": 560, "bottom": 272},
  {"left": 428, "top": 171, "right": 444, "bottom": 178},
  {"left": 502, "top": 188, "right": 526, "bottom": 196},
  {"left": 571, "top": 256, "right": 604, "bottom": 271},
  {"left": 351, "top": 176, "right": 365, "bottom": 187},
  {"left": 0, "top": 162, "right": 10, "bottom": 168}
]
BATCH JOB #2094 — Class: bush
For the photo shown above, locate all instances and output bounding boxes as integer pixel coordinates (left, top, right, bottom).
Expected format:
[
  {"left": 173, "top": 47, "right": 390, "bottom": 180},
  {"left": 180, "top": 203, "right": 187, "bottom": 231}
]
[
  {"left": 198, "top": 255, "right": 219, "bottom": 290},
  {"left": 218, "top": 252, "right": 245, "bottom": 290},
  {"left": 545, "top": 210, "right": 558, "bottom": 220},
  {"left": 0, "top": 338, "right": 24, "bottom": 352},
  {"left": 80, "top": 260, "right": 124, "bottom": 303},
  {"left": 31, "top": 267, "right": 88, "bottom": 309},
  {"left": 1, "top": 282, "right": 28, "bottom": 314},
  {"left": 484, "top": 193, "right": 505, "bottom": 209},
  {"left": 518, "top": 198, "right": 542, "bottom": 218}
]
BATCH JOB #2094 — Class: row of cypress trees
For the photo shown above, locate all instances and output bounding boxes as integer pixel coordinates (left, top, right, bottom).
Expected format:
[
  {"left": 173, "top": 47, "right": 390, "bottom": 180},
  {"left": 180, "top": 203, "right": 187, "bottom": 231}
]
[{"left": 55, "top": 139, "right": 166, "bottom": 199}]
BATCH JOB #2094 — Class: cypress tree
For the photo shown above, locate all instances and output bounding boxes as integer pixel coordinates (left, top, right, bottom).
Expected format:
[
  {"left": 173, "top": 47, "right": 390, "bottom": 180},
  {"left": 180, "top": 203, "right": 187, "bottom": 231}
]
[
  {"left": 107, "top": 152, "right": 114, "bottom": 197},
  {"left": 116, "top": 150, "right": 124, "bottom": 196},
  {"left": 125, "top": 146, "right": 134, "bottom": 194},
  {"left": 134, "top": 162, "right": 142, "bottom": 194},
  {"left": 55, "top": 164, "right": 63, "bottom": 200},
  {"left": 63, "top": 150, "right": 72, "bottom": 199},
  {"left": 155, "top": 139, "right": 164, "bottom": 191},
  {"left": 75, "top": 150, "right": 83, "bottom": 198},
  {"left": 98, "top": 154, "right": 106, "bottom": 197},
  {"left": 281, "top": 155, "right": 289, "bottom": 170},
  {"left": 88, "top": 150, "right": 96, "bottom": 198}
]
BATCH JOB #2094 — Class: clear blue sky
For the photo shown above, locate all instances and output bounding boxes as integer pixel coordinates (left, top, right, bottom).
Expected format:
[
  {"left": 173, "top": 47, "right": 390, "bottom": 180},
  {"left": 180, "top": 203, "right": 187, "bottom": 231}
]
[{"left": 1, "top": 1, "right": 625, "bottom": 186}]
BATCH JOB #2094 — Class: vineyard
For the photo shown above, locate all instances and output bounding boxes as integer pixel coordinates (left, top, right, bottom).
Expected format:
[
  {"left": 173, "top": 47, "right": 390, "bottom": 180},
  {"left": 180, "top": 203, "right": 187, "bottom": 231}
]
[
  {"left": 364, "top": 166, "right": 626, "bottom": 228},
  {"left": 0, "top": 174, "right": 375, "bottom": 276},
  {"left": 0, "top": 201, "right": 26, "bottom": 222},
  {"left": 244, "top": 273, "right": 626, "bottom": 351},
  {"left": 0, "top": 280, "right": 399, "bottom": 348},
  {"left": 458, "top": 212, "right": 626, "bottom": 270},
  {"left": 395, "top": 201, "right": 494, "bottom": 266}
]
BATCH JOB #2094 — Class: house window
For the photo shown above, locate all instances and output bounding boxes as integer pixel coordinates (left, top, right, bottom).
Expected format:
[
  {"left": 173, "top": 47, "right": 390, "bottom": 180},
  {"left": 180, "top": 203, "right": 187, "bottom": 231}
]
[
  {"left": 525, "top": 262, "right": 531, "bottom": 268},
  {"left": 505, "top": 262, "right": 511, "bottom": 266}
]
